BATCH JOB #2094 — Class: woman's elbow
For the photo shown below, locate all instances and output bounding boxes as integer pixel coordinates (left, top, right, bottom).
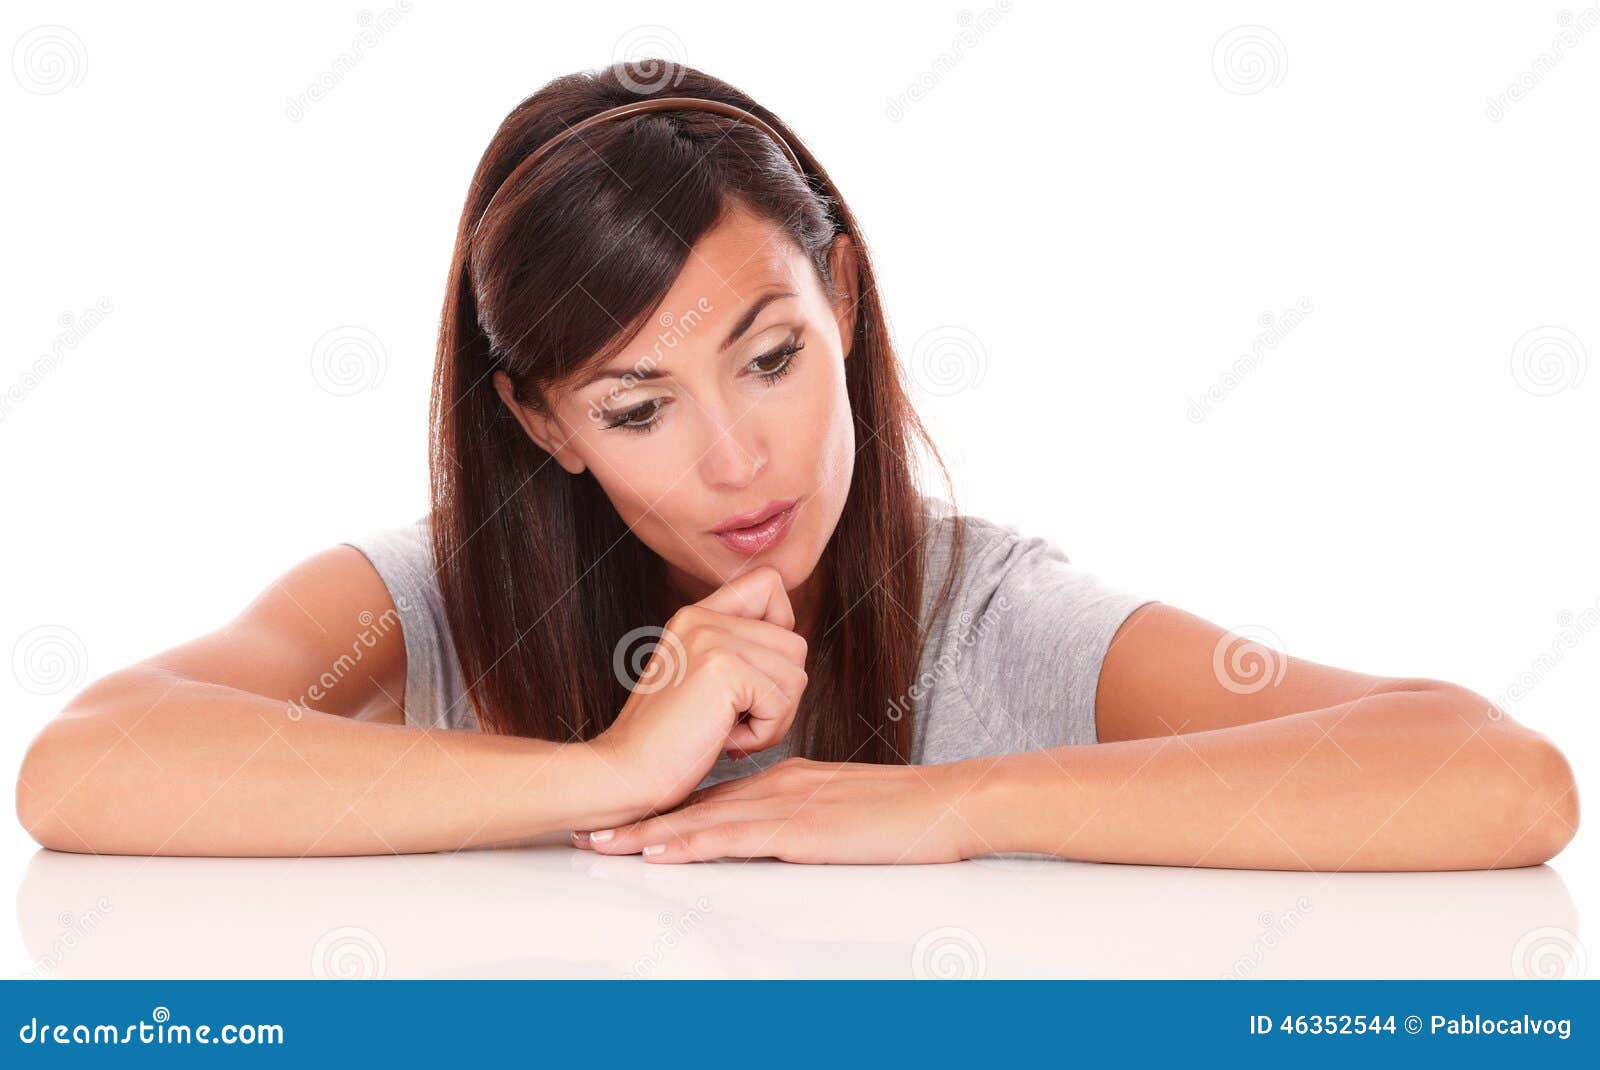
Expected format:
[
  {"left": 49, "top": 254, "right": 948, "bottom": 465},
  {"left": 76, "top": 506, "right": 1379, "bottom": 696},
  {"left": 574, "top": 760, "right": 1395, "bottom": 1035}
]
[
  {"left": 1504, "top": 734, "right": 1580, "bottom": 867},
  {"left": 15, "top": 720, "right": 98, "bottom": 853},
  {"left": 1404, "top": 682, "right": 1579, "bottom": 868}
]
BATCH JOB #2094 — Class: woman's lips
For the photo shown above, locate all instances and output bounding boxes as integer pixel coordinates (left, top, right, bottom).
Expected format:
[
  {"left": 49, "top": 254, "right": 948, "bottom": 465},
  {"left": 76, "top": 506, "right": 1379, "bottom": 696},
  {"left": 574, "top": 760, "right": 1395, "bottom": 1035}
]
[{"left": 711, "top": 500, "right": 799, "bottom": 557}]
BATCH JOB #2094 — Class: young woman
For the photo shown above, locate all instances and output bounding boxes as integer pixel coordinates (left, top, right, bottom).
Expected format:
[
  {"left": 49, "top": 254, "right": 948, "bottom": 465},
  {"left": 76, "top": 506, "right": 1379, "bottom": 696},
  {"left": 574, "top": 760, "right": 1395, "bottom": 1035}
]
[{"left": 17, "top": 64, "right": 1579, "bottom": 870}]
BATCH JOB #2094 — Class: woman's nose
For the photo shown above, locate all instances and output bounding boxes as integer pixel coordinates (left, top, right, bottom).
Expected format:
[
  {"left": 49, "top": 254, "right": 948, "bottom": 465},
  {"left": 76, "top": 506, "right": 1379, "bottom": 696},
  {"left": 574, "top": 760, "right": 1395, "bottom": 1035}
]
[{"left": 696, "top": 408, "right": 767, "bottom": 490}]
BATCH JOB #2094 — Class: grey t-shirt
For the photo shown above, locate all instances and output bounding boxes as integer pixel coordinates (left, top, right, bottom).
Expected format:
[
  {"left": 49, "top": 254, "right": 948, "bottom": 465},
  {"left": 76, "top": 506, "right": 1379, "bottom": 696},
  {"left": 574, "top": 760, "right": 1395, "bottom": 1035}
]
[{"left": 340, "top": 497, "right": 1155, "bottom": 791}]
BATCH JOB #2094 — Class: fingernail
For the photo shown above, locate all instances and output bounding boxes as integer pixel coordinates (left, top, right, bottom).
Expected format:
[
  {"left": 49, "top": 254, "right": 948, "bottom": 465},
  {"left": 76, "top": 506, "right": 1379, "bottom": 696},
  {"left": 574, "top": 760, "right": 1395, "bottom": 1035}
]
[
  {"left": 570, "top": 830, "right": 589, "bottom": 842},
  {"left": 642, "top": 843, "right": 665, "bottom": 856},
  {"left": 589, "top": 829, "right": 614, "bottom": 843}
]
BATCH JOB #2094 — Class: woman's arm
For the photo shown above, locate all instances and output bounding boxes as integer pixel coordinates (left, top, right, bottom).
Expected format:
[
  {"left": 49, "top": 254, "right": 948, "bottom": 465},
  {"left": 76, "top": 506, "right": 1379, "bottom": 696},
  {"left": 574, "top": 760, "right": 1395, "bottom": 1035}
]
[
  {"left": 970, "top": 600, "right": 1579, "bottom": 869},
  {"left": 575, "top": 604, "right": 1579, "bottom": 870},
  {"left": 14, "top": 544, "right": 643, "bottom": 856},
  {"left": 960, "top": 683, "right": 1577, "bottom": 870},
  {"left": 1093, "top": 602, "right": 1449, "bottom": 740}
]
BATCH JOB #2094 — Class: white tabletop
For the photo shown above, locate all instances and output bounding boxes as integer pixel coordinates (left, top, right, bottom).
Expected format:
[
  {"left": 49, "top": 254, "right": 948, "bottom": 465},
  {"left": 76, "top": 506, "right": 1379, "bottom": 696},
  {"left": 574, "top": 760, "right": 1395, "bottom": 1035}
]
[{"left": 18, "top": 835, "right": 1582, "bottom": 980}]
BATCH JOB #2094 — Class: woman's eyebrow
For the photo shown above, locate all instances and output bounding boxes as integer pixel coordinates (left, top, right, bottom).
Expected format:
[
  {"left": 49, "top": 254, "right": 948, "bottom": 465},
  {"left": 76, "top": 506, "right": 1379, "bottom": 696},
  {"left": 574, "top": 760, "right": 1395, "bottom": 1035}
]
[
  {"left": 577, "top": 288, "right": 798, "bottom": 388},
  {"left": 718, "top": 289, "right": 796, "bottom": 352}
]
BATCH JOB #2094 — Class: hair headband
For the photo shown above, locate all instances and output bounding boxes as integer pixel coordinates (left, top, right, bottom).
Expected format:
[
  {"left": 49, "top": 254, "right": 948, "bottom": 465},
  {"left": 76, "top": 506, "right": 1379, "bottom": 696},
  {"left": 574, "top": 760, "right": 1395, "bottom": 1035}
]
[{"left": 472, "top": 96, "right": 805, "bottom": 245}]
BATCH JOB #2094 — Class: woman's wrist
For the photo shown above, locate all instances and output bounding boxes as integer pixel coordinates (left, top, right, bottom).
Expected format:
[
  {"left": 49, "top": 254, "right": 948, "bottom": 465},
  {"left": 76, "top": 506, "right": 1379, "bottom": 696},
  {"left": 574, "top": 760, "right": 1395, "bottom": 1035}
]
[
  {"left": 946, "top": 751, "right": 1057, "bottom": 859},
  {"left": 531, "top": 738, "right": 652, "bottom": 834}
]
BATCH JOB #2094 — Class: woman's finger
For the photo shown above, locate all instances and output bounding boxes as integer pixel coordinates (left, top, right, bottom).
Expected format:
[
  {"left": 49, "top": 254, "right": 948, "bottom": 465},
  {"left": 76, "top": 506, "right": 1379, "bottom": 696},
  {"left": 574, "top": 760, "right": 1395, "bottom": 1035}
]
[
  {"left": 693, "top": 565, "right": 795, "bottom": 631},
  {"left": 581, "top": 799, "right": 766, "bottom": 854},
  {"left": 642, "top": 819, "right": 799, "bottom": 863},
  {"left": 720, "top": 651, "right": 801, "bottom": 754},
  {"left": 687, "top": 613, "right": 807, "bottom": 668}
]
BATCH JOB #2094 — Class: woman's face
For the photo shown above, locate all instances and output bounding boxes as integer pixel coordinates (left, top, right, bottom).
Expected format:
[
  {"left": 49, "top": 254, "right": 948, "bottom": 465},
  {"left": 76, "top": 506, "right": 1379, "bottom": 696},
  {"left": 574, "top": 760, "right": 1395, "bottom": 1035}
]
[{"left": 495, "top": 205, "right": 859, "bottom": 610}]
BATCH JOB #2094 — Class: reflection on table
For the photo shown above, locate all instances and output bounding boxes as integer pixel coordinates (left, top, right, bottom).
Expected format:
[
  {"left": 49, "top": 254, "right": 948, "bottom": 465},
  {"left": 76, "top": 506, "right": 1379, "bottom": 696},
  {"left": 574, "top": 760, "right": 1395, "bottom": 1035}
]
[{"left": 17, "top": 835, "right": 1585, "bottom": 980}]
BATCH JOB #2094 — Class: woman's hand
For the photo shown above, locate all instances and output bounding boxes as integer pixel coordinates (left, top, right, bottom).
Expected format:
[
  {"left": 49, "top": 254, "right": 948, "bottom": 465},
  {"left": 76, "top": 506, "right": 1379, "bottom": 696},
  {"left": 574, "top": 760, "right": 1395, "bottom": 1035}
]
[
  {"left": 572, "top": 756, "right": 980, "bottom": 864},
  {"left": 586, "top": 566, "right": 809, "bottom": 818}
]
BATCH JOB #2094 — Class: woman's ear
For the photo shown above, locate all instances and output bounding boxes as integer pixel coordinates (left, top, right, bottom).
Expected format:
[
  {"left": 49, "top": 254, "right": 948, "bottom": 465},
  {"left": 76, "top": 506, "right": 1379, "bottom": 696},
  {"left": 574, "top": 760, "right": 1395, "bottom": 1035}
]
[
  {"left": 492, "top": 370, "right": 587, "bottom": 475},
  {"left": 828, "top": 232, "right": 859, "bottom": 359}
]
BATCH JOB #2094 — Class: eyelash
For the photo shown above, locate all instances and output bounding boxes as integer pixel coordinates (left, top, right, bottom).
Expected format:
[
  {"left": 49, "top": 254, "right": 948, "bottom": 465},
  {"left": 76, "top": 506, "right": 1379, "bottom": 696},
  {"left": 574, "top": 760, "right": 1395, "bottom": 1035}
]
[{"left": 603, "top": 340, "right": 805, "bottom": 435}]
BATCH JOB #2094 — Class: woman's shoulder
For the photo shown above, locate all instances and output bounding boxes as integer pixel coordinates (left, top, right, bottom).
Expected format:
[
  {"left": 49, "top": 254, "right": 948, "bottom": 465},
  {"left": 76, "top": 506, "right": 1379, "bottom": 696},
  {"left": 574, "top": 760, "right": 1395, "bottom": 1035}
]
[
  {"left": 912, "top": 491, "right": 1154, "bottom": 681},
  {"left": 339, "top": 513, "right": 444, "bottom": 617},
  {"left": 342, "top": 512, "right": 435, "bottom": 562},
  {"left": 915, "top": 494, "right": 1059, "bottom": 607},
  {"left": 910, "top": 493, "right": 1155, "bottom": 753},
  {"left": 339, "top": 513, "right": 477, "bottom": 731}
]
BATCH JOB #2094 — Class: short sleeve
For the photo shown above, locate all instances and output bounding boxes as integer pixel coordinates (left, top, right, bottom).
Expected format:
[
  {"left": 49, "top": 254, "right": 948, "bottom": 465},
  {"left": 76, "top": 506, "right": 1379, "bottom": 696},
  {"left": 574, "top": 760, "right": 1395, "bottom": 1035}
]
[
  {"left": 340, "top": 517, "right": 478, "bottom": 731},
  {"left": 948, "top": 520, "right": 1156, "bottom": 750}
]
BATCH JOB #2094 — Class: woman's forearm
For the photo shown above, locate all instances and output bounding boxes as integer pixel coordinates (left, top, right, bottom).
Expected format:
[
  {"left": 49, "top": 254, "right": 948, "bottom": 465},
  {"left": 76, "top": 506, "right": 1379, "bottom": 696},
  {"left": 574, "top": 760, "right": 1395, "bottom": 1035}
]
[
  {"left": 15, "top": 666, "right": 642, "bottom": 857},
  {"left": 959, "top": 687, "right": 1579, "bottom": 871}
]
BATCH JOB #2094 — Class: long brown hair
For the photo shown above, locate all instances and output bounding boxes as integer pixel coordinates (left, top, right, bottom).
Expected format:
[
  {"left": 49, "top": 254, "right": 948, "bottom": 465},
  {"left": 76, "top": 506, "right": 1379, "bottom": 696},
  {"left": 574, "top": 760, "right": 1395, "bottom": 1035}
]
[{"left": 429, "top": 61, "right": 964, "bottom": 763}]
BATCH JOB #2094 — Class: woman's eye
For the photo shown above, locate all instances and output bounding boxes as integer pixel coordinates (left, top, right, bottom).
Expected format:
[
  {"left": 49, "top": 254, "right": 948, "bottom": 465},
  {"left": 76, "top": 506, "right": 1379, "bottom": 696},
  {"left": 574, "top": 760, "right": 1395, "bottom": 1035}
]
[
  {"left": 605, "top": 398, "right": 665, "bottom": 434},
  {"left": 603, "top": 342, "right": 803, "bottom": 435},
  {"left": 750, "top": 340, "right": 804, "bottom": 383}
]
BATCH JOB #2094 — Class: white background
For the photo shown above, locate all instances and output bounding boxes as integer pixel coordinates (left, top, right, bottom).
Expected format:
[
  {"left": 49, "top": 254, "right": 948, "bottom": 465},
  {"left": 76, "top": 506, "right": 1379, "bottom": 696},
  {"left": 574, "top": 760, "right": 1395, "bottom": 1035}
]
[{"left": 2, "top": 1, "right": 1596, "bottom": 978}]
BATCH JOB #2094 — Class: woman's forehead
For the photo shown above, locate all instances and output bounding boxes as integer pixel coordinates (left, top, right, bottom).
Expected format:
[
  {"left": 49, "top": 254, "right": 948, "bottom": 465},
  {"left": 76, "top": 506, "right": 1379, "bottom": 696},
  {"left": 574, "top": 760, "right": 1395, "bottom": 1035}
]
[{"left": 668, "top": 208, "right": 808, "bottom": 301}]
